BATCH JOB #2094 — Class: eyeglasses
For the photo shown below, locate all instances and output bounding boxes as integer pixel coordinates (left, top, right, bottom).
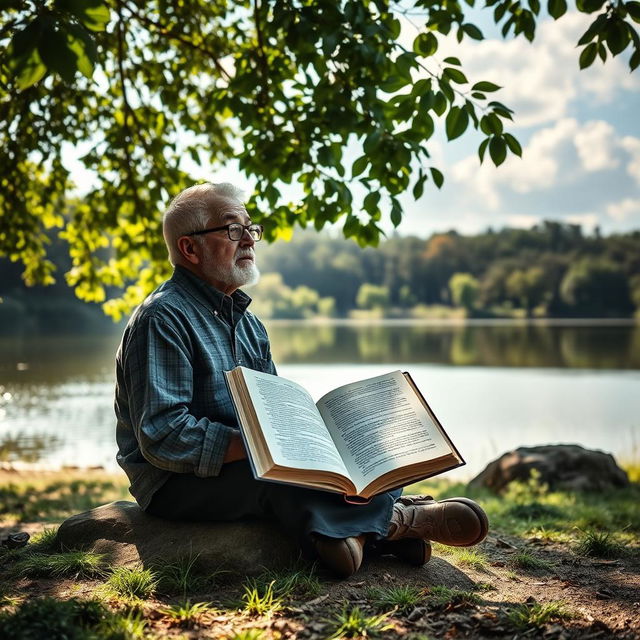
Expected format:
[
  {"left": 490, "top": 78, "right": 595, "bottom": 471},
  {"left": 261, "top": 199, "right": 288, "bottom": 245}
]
[{"left": 186, "top": 223, "right": 264, "bottom": 242}]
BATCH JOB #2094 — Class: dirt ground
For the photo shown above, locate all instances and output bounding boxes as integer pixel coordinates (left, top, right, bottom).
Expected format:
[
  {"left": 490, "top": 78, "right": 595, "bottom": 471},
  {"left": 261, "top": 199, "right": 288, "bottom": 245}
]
[{"left": 2, "top": 519, "right": 639, "bottom": 639}]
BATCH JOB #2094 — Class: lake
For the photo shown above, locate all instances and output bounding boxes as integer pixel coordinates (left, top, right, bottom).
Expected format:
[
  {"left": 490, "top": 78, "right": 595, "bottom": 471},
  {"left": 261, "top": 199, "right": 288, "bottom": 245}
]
[{"left": 0, "top": 320, "right": 638, "bottom": 481}]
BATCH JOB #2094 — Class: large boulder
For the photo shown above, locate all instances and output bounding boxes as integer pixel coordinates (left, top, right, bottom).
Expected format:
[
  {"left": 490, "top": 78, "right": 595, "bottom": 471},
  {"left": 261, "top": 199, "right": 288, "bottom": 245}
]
[
  {"left": 57, "top": 501, "right": 300, "bottom": 575},
  {"left": 468, "top": 444, "right": 630, "bottom": 493}
]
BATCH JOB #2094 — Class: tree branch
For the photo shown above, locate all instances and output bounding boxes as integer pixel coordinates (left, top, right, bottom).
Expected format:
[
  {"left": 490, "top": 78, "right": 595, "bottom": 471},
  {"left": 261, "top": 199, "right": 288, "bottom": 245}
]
[{"left": 120, "top": 0, "right": 232, "bottom": 82}]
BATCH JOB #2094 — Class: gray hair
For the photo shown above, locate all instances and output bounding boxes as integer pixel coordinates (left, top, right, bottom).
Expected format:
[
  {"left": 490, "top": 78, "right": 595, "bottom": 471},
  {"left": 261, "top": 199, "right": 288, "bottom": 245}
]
[{"left": 162, "top": 182, "right": 245, "bottom": 265}]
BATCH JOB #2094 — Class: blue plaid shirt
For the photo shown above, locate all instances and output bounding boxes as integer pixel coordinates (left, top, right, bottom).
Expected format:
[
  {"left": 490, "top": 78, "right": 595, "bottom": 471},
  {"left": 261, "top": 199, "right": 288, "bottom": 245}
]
[{"left": 115, "top": 265, "right": 276, "bottom": 509}]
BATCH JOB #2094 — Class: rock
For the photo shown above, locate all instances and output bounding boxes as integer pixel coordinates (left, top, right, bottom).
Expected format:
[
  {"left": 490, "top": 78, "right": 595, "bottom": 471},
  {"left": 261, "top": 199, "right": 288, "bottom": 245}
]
[
  {"left": 57, "top": 500, "right": 299, "bottom": 575},
  {"left": 468, "top": 444, "right": 630, "bottom": 493}
]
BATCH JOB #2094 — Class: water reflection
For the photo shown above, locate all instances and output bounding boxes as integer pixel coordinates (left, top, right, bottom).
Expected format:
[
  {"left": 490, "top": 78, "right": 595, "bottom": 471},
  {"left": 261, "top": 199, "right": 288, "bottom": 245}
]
[
  {"left": 0, "top": 432, "right": 62, "bottom": 463},
  {"left": 267, "top": 322, "right": 640, "bottom": 368}
]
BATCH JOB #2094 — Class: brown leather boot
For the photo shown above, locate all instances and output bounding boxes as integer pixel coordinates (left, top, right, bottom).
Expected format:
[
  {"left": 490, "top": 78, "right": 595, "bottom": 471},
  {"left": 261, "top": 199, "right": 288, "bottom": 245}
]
[
  {"left": 386, "top": 495, "right": 489, "bottom": 547},
  {"left": 312, "top": 534, "right": 367, "bottom": 578}
]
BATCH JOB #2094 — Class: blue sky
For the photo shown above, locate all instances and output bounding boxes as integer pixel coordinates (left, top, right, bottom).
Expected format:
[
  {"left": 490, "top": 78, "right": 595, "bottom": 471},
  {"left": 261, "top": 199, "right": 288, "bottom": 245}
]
[{"left": 389, "top": 9, "right": 640, "bottom": 237}]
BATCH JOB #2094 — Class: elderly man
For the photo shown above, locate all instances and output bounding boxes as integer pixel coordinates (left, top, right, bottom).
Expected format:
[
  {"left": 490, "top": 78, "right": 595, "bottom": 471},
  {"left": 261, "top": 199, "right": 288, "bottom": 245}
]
[{"left": 115, "top": 182, "right": 488, "bottom": 578}]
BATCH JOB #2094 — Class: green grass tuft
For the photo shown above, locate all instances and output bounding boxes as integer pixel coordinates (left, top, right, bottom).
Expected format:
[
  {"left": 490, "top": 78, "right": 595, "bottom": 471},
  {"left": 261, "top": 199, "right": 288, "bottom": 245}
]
[
  {"left": 158, "top": 599, "right": 213, "bottom": 628},
  {"left": 428, "top": 586, "right": 481, "bottom": 608},
  {"left": 326, "top": 606, "right": 392, "bottom": 639},
  {"left": 241, "top": 580, "right": 283, "bottom": 617},
  {"left": 226, "top": 630, "right": 268, "bottom": 640},
  {"left": 574, "top": 529, "right": 624, "bottom": 558},
  {"left": 0, "top": 596, "right": 145, "bottom": 640},
  {"left": 509, "top": 549, "right": 555, "bottom": 571},
  {"left": 14, "top": 550, "right": 106, "bottom": 579},
  {"left": 253, "top": 566, "right": 322, "bottom": 600},
  {"left": 507, "top": 601, "right": 572, "bottom": 628},
  {"left": 106, "top": 566, "right": 159, "bottom": 599},
  {"left": 156, "top": 553, "right": 227, "bottom": 596},
  {"left": 366, "top": 585, "right": 425, "bottom": 614}
]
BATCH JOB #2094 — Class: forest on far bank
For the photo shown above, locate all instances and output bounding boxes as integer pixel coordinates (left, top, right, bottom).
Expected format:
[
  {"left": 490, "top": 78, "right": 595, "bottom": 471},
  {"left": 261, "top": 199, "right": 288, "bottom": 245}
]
[{"left": 1, "top": 220, "right": 639, "bottom": 333}]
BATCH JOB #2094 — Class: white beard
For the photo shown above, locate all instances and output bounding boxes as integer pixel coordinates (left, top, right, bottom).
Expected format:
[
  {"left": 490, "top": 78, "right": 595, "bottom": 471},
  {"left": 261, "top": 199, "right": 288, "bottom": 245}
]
[{"left": 203, "top": 249, "right": 260, "bottom": 291}]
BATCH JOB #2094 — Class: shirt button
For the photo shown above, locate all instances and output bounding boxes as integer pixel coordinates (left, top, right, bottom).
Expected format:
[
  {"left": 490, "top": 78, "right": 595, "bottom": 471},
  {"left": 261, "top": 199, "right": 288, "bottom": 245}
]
[{"left": 213, "top": 310, "right": 218, "bottom": 316}]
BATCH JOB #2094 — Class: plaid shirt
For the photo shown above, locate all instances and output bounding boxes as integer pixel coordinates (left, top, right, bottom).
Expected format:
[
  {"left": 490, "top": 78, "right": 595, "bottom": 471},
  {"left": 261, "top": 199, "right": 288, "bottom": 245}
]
[{"left": 115, "top": 265, "right": 276, "bottom": 509}]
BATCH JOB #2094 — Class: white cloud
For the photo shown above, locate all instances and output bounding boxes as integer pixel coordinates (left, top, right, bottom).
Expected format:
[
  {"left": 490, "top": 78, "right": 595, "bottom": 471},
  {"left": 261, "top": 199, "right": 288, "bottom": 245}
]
[
  {"left": 405, "top": 11, "right": 640, "bottom": 129},
  {"left": 506, "top": 214, "right": 540, "bottom": 228},
  {"left": 607, "top": 198, "right": 640, "bottom": 221},
  {"left": 621, "top": 136, "right": 640, "bottom": 184},
  {"left": 566, "top": 213, "right": 600, "bottom": 230},
  {"left": 573, "top": 121, "right": 620, "bottom": 172}
]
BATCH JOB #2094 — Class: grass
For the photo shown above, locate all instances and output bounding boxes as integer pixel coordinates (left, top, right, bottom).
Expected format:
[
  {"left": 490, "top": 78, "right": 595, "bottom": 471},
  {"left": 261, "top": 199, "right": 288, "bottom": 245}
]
[
  {"left": 253, "top": 566, "right": 322, "bottom": 600},
  {"left": 507, "top": 601, "right": 572, "bottom": 628},
  {"left": 226, "top": 630, "right": 268, "bottom": 640},
  {"left": 427, "top": 586, "right": 481, "bottom": 608},
  {"left": 326, "top": 606, "right": 393, "bottom": 639},
  {"left": 241, "top": 580, "right": 283, "bottom": 617},
  {"left": 574, "top": 529, "right": 624, "bottom": 558},
  {"left": 432, "top": 544, "right": 489, "bottom": 571},
  {"left": 0, "top": 597, "right": 146, "bottom": 640},
  {"left": 509, "top": 549, "right": 555, "bottom": 571},
  {"left": 157, "top": 599, "right": 213, "bottom": 628},
  {"left": 14, "top": 550, "right": 106, "bottom": 579},
  {"left": 156, "top": 553, "right": 227, "bottom": 596},
  {"left": 366, "top": 585, "right": 425, "bottom": 613},
  {"left": 0, "top": 469, "right": 129, "bottom": 522},
  {"left": 106, "top": 566, "right": 159, "bottom": 599}
]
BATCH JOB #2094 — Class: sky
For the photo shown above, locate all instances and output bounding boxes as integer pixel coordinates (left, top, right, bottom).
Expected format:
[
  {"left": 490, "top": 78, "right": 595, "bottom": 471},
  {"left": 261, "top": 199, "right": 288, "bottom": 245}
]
[{"left": 389, "top": 9, "right": 640, "bottom": 238}]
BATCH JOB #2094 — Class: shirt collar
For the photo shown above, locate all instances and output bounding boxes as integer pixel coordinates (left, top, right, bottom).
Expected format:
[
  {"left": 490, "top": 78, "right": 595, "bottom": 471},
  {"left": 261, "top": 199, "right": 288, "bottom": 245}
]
[{"left": 171, "top": 265, "right": 252, "bottom": 323}]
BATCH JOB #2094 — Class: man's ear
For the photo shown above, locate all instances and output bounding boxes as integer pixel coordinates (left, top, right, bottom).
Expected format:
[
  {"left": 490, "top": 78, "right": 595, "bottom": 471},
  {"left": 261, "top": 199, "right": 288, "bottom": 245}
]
[{"left": 176, "top": 236, "right": 201, "bottom": 265}]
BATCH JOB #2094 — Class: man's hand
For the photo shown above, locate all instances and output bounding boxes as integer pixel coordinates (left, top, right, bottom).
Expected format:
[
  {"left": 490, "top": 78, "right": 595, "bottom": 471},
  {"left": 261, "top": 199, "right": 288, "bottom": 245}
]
[{"left": 223, "top": 431, "right": 247, "bottom": 463}]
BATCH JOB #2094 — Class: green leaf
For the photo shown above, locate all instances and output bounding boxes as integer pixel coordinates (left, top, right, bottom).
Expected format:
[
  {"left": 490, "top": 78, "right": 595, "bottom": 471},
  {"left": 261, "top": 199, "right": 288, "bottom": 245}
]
[
  {"left": 445, "top": 106, "right": 469, "bottom": 140},
  {"left": 548, "top": 0, "right": 567, "bottom": 19},
  {"left": 13, "top": 48, "right": 47, "bottom": 90},
  {"left": 412, "top": 173, "right": 427, "bottom": 199},
  {"left": 433, "top": 92, "right": 447, "bottom": 116},
  {"left": 55, "top": 0, "right": 111, "bottom": 31},
  {"left": 352, "top": 156, "right": 369, "bottom": 177},
  {"left": 579, "top": 42, "right": 598, "bottom": 69},
  {"left": 381, "top": 75, "right": 410, "bottom": 92},
  {"left": 480, "top": 113, "right": 503, "bottom": 135},
  {"left": 606, "top": 20, "right": 630, "bottom": 56},
  {"left": 66, "top": 23, "right": 98, "bottom": 78},
  {"left": 478, "top": 138, "right": 490, "bottom": 163},
  {"left": 462, "top": 23, "right": 484, "bottom": 40},
  {"left": 413, "top": 32, "right": 438, "bottom": 56},
  {"left": 627, "top": 2, "right": 640, "bottom": 22},
  {"left": 443, "top": 67, "right": 468, "bottom": 84},
  {"left": 430, "top": 167, "right": 444, "bottom": 188},
  {"left": 471, "top": 81, "right": 501, "bottom": 92},
  {"left": 363, "top": 130, "right": 382, "bottom": 154},
  {"left": 504, "top": 133, "right": 523, "bottom": 157},
  {"left": 443, "top": 56, "right": 462, "bottom": 66},
  {"left": 489, "top": 136, "right": 507, "bottom": 166},
  {"left": 39, "top": 25, "right": 78, "bottom": 83},
  {"left": 630, "top": 48, "right": 640, "bottom": 71},
  {"left": 363, "top": 191, "right": 380, "bottom": 215},
  {"left": 528, "top": 0, "right": 541, "bottom": 14},
  {"left": 390, "top": 199, "right": 402, "bottom": 226}
]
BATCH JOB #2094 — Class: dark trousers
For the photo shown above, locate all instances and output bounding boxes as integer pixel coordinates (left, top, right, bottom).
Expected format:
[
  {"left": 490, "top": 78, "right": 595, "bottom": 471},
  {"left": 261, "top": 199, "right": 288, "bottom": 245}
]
[{"left": 146, "top": 460, "right": 401, "bottom": 554}]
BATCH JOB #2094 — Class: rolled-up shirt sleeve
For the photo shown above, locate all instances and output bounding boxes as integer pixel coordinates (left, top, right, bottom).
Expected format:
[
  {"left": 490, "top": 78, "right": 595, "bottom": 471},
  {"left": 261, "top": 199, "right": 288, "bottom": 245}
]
[{"left": 123, "top": 315, "right": 233, "bottom": 477}]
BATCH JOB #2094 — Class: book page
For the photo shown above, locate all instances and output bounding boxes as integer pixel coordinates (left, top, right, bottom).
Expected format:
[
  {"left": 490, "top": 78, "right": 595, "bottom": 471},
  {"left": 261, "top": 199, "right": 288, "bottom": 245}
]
[
  {"left": 317, "top": 371, "right": 453, "bottom": 492},
  {"left": 240, "top": 368, "right": 351, "bottom": 476}
]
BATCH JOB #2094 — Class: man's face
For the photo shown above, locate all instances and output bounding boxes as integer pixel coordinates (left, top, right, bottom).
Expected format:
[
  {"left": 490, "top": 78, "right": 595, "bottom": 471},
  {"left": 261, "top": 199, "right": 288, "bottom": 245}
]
[{"left": 195, "top": 198, "right": 260, "bottom": 294}]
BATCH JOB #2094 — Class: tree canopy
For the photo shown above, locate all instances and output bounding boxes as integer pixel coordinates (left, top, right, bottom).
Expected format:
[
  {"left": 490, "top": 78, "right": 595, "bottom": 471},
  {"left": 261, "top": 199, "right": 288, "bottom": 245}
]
[{"left": 1, "top": 0, "right": 639, "bottom": 317}]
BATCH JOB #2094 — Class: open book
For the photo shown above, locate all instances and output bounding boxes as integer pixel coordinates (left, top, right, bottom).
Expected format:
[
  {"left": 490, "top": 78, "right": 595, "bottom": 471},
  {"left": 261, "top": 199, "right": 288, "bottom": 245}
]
[{"left": 224, "top": 368, "right": 464, "bottom": 500}]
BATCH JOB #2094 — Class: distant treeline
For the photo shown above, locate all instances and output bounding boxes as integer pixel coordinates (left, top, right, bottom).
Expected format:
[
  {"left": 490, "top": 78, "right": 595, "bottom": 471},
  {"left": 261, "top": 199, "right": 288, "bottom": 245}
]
[
  {"left": 1, "top": 221, "right": 639, "bottom": 332},
  {"left": 253, "top": 221, "right": 640, "bottom": 319}
]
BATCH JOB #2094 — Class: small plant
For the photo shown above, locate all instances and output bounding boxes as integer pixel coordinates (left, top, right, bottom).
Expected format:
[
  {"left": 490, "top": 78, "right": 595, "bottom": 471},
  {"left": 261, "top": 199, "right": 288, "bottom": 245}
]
[
  {"left": 156, "top": 554, "right": 226, "bottom": 596},
  {"left": 448, "top": 548, "right": 489, "bottom": 570},
  {"left": 15, "top": 550, "right": 105, "bottom": 579},
  {"left": 507, "top": 601, "right": 571, "bottom": 628},
  {"left": 107, "top": 566, "right": 159, "bottom": 599},
  {"left": 158, "top": 600, "right": 212, "bottom": 628},
  {"left": 509, "top": 550, "right": 554, "bottom": 571},
  {"left": 366, "top": 585, "right": 425, "bottom": 613},
  {"left": 29, "top": 527, "right": 59, "bottom": 551},
  {"left": 507, "top": 503, "right": 562, "bottom": 520},
  {"left": 241, "top": 580, "right": 283, "bottom": 617},
  {"left": 574, "top": 529, "right": 623, "bottom": 558},
  {"left": 326, "top": 606, "right": 392, "bottom": 639},
  {"left": 428, "top": 586, "right": 480, "bottom": 608},
  {"left": 0, "top": 597, "right": 142, "bottom": 640},
  {"left": 254, "top": 566, "right": 322, "bottom": 599}
]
